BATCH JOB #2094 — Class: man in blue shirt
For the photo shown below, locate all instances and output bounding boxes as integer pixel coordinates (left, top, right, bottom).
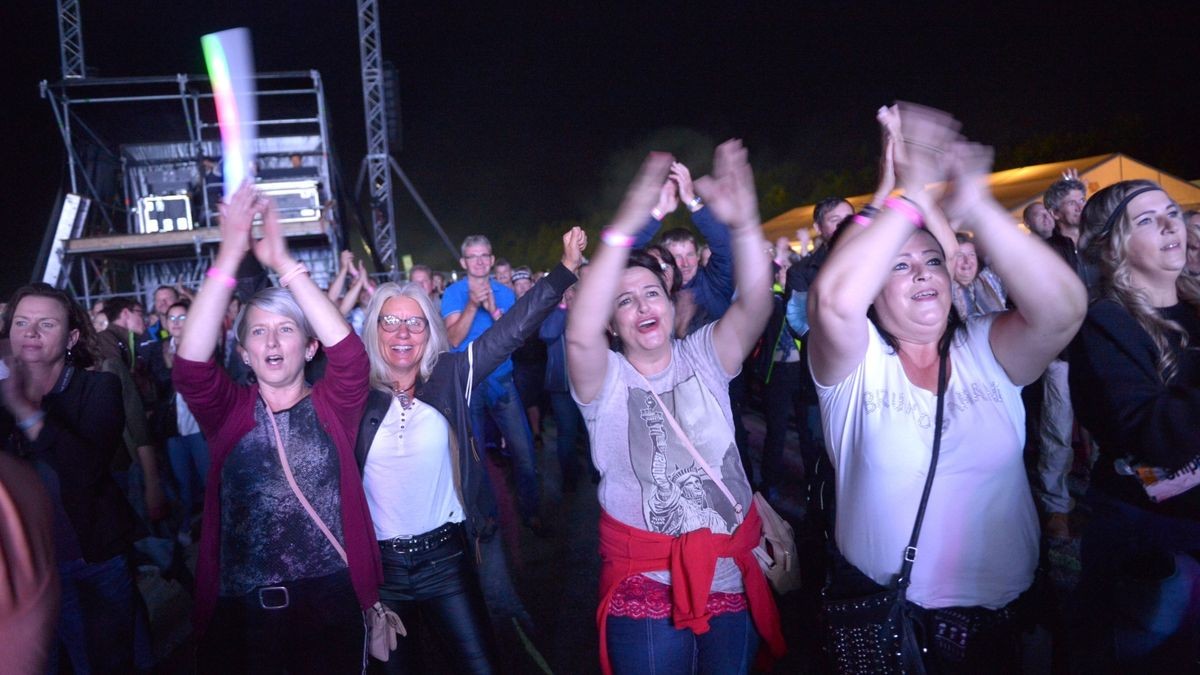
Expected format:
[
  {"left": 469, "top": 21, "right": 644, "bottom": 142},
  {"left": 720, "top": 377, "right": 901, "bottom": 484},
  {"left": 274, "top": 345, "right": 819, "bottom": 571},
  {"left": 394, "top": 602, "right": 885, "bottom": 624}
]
[{"left": 442, "top": 235, "right": 543, "bottom": 531}]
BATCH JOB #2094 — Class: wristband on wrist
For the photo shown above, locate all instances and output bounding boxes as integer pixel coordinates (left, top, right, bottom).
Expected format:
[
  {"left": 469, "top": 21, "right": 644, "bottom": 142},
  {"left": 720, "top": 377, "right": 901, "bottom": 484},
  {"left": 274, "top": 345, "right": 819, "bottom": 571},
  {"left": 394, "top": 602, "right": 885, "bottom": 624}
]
[
  {"left": 687, "top": 196, "right": 704, "bottom": 212},
  {"left": 278, "top": 263, "right": 310, "bottom": 287},
  {"left": 650, "top": 207, "right": 665, "bottom": 221},
  {"left": 883, "top": 196, "right": 925, "bottom": 228},
  {"left": 205, "top": 267, "right": 238, "bottom": 290},
  {"left": 491, "top": 308, "right": 503, "bottom": 320},
  {"left": 17, "top": 410, "right": 46, "bottom": 431},
  {"left": 601, "top": 228, "right": 635, "bottom": 248}
]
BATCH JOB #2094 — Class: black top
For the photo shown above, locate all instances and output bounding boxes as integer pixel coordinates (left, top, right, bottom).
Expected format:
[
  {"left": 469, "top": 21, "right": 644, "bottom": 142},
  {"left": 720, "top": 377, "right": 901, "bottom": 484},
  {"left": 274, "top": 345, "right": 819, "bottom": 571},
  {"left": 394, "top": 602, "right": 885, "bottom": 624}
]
[
  {"left": 1069, "top": 299, "right": 1200, "bottom": 520},
  {"left": 1, "top": 367, "right": 137, "bottom": 562}
]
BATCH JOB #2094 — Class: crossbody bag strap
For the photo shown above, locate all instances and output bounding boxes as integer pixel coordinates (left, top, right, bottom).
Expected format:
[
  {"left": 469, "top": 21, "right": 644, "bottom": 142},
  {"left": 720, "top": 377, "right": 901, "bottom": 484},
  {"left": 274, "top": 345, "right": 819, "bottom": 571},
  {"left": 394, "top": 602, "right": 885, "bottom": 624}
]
[
  {"left": 635, "top": 372, "right": 744, "bottom": 523},
  {"left": 895, "top": 350, "right": 949, "bottom": 592},
  {"left": 263, "top": 395, "right": 349, "bottom": 565}
]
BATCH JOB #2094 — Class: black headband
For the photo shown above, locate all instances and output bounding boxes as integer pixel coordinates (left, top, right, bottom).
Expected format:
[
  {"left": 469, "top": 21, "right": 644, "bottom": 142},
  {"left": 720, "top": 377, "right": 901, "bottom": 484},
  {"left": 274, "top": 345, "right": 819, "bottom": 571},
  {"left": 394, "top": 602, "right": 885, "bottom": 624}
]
[{"left": 1096, "top": 186, "right": 1162, "bottom": 242}]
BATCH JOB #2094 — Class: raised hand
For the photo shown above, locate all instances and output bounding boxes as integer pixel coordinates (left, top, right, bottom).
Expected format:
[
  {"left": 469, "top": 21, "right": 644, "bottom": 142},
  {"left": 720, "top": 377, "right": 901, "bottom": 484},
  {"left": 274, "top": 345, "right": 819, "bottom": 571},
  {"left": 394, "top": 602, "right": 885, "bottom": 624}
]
[
  {"left": 891, "top": 102, "right": 961, "bottom": 196},
  {"left": 774, "top": 236, "right": 793, "bottom": 268},
  {"left": 654, "top": 176, "right": 679, "bottom": 220},
  {"left": 941, "top": 141, "right": 997, "bottom": 223},
  {"left": 250, "top": 198, "right": 295, "bottom": 272},
  {"left": 1061, "top": 168, "right": 1081, "bottom": 182},
  {"left": 340, "top": 249, "right": 355, "bottom": 274},
  {"left": 694, "top": 139, "right": 759, "bottom": 231},
  {"left": 796, "top": 228, "right": 812, "bottom": 255},
  {"left": 216, "top": 180, "right": 263, "bottom": 260},
  {"left": 670, "top": 162, "right": 698, "bottom": 205},
  {"left": 560, "top": 226, "right": 587, "bottom": 272},
  {"left": 613, "top": 152, "right": 674, "bottom": 234}
]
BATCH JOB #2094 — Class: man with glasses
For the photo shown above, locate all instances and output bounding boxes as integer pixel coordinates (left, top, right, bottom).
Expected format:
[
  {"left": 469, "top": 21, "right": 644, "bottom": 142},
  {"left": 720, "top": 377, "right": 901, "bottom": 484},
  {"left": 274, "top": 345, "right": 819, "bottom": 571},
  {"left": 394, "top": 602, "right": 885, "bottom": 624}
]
[{"left": 442, "top": 235, "right": 546, "bottom": 534}]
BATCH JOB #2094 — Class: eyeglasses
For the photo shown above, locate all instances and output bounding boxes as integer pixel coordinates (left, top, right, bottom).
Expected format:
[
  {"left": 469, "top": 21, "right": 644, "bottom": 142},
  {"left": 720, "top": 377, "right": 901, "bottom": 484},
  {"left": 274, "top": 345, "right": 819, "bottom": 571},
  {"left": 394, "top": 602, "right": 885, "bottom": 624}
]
[
  {"left": 167, "top": 314, "right": 187, "bottom": 323},
  {"left": 462, "top": 254, "right": 493, "bottom": 263},
  {"left": 379, "top": 314, "right": 428, "bottom": 333}
]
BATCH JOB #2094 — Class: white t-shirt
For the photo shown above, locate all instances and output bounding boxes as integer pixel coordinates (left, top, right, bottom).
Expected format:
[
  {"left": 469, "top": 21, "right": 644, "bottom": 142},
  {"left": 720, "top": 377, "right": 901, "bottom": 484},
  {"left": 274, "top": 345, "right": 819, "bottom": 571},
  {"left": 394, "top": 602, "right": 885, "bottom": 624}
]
[
  {"left": 363, "top": 397, "right": 465, "bottom": 539},
  {"left": 815, "top": 315, "right": 1038, "bottom": 609},
  {"left": 574, "top": 324, "right": 752, "bottom": 593}
]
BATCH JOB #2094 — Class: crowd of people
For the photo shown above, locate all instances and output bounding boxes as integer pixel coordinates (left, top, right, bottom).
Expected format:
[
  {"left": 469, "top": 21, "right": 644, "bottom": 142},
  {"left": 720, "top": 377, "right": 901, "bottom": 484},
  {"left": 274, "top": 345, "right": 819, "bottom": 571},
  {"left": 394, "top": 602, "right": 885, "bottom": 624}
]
[{"left": 2, "top": 101, "right": 1199, "bottom": 674}]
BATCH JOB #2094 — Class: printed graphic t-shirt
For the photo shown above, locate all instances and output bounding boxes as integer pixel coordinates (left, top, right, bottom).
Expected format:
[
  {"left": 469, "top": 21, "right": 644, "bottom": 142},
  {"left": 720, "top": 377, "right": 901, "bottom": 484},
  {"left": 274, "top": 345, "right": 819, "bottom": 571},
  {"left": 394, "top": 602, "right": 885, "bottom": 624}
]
[
  {"left": 815, "top": 314, "right": 1038, "bottom": 609},
  {"left": 575, "top": 323, "right": 752, "bottom": 593}
]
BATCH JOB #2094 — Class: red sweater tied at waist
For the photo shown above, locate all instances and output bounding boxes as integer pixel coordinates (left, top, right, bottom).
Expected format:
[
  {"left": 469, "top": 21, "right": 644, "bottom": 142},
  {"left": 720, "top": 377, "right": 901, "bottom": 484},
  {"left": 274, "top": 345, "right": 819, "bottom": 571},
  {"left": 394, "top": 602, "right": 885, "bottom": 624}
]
[{"left": 596, "top": 502, "right": 786, "bottom": 674}]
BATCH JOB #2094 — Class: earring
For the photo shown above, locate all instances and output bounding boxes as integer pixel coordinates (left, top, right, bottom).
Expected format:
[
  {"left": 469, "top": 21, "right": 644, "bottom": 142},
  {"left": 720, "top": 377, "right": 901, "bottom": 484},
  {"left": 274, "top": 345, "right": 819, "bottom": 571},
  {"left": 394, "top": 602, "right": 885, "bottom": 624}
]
[
  {"left": 305, "top": 354, "right": 313, "bottom": 362},
  {"left": 243, "top": 357, "right": 250, "bottom": 365}
]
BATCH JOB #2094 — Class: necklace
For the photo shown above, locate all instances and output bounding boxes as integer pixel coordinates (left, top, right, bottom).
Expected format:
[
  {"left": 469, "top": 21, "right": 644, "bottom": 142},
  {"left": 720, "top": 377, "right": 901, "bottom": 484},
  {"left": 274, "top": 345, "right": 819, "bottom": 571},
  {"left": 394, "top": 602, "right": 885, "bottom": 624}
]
[{"left": 391, "top": 381, "right": 417, "bottom": 444}]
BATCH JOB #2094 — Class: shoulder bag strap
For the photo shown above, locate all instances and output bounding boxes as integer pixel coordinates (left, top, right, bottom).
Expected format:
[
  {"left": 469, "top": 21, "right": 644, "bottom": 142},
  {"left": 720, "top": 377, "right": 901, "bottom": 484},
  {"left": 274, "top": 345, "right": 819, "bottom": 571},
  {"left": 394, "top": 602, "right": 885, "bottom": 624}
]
[
  {"left": 263, "top": 396, "right": 349, "bottom": 565},
  {"left": 895, "top": 350, "right": 949, "bottom": 592},
  {"left": 635, "top": 372, "right": 744, "bottom": 523}
]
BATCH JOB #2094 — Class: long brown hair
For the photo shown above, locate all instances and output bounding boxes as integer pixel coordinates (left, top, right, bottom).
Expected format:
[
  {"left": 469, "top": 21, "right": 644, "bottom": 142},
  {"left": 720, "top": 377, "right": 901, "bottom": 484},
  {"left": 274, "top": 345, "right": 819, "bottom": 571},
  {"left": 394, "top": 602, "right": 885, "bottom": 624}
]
[{"left": 1081, "top": 180, "right": 1200, "bottom": 382}]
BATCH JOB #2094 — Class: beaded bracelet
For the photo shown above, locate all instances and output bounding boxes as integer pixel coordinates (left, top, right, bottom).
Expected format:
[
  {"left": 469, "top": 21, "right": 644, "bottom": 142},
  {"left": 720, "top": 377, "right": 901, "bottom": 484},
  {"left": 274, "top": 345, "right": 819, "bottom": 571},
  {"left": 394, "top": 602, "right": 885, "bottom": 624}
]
[{"left": 883, "top": 196, "right": 925, "bottom": 228}]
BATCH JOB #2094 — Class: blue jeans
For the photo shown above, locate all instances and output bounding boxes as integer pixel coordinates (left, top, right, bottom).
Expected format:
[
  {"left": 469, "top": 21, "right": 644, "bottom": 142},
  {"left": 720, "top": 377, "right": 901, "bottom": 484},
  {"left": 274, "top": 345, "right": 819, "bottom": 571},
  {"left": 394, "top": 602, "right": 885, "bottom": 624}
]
[
  {"left": 606, "top": 610, "right": 759, "bottom": 674},
  {"left": 548, "top": 391, "right": 583, "bottom": 488},
  {"left": 1071, "top": 489, "right": 1200, "bottom": 672},
  {"left": 167, "top": 432, "right": 210, "bottom": 531},
  {"left": 470, "top": 373, "right": 540, "bottom": 521}
]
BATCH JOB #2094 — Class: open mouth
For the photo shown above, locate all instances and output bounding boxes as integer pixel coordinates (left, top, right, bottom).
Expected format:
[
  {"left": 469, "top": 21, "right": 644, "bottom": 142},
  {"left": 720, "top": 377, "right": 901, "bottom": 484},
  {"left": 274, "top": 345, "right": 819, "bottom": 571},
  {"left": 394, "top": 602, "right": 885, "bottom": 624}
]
[
  {"left": 1163, "top": 241, "right": 1181, "bottom": 251},
  {"left": 636, "top": 318, "right": 658, "bottom": 333},
  {"left": 265, "top": 355, "right": 284, "bottom": 365},
  {"left": 391, "top": 344, "right": 414, "bottom": 353},
  {"left": 911, "top": 289, "right": 938, "bottom": 300}
]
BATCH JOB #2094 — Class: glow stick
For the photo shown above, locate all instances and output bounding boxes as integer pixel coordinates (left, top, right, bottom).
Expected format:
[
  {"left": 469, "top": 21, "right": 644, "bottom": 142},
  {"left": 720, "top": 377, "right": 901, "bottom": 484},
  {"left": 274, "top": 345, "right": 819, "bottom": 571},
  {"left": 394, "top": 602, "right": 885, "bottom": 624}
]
[{"left": 201, "top": 28, "right": 258, "bottom": 201}]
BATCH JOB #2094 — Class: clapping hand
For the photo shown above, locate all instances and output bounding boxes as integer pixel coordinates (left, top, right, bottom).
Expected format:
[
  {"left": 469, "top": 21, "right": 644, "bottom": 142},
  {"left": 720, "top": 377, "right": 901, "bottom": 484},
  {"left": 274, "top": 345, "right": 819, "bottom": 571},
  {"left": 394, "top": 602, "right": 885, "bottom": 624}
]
[
  {"left": 560, "top": 226, "right": 588, "bottom": 272},
  {"left": 654, "top": 175, "right": 679, "bottom": 220},
  {"left": 250, "top": 198, "right": 294, "bottom": 272},
  {"left": 613, "top": 152, "right": 673, "bottom": 234},
  {"left": 671, "top": 162, "right": 698, "bottom": 206},
  {"left": 216, "top": 180, "right": 265, "bottom": 258},
  {"left": 891, "top": 102, "right": 961, "bottom": 197},
  {"left": 694, "top": 139, "right": 758, "bottom": 231},
  {"left": 941, "top": 141, "right": 996, "bottom": 224}
]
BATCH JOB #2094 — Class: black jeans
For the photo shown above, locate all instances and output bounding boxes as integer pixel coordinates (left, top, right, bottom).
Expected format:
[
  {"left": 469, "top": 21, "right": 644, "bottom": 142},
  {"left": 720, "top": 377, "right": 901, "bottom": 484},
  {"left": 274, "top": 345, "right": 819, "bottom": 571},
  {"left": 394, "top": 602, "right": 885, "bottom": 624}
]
[
  {"left": 199, "top": 569, "right": 365, "bottom": 674},
  {"left": 762, "top": 360, "right": 819, "bottom": 492},
  {"left": 373, "top": 523, "right": 497, "bottom": 674}
]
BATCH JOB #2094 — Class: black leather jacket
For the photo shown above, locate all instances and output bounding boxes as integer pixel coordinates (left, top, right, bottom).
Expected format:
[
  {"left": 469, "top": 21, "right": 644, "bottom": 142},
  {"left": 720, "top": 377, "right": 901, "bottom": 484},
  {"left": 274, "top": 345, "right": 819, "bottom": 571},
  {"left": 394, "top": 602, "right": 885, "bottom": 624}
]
[{"left": 354, "top": 262, "right": 577, "bottom": 545}]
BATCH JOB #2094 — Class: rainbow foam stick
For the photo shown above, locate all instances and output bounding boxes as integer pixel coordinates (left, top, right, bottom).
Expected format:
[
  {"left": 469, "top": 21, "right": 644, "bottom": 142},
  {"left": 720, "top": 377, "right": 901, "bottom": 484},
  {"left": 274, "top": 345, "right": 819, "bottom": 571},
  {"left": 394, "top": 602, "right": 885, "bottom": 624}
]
[{"left": 201, "top": 28, "right": 258, "bottom": 201}]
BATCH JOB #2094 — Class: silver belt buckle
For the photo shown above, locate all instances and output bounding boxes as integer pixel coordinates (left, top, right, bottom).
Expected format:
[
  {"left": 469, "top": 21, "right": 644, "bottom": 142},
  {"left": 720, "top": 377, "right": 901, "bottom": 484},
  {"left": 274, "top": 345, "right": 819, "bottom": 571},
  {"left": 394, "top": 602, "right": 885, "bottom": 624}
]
[
  {"left": 390, "top": 534, "right": 413, "bottom": 554},
  {"left": 258, "top": 585, "right": 289, "bottom": 609}
]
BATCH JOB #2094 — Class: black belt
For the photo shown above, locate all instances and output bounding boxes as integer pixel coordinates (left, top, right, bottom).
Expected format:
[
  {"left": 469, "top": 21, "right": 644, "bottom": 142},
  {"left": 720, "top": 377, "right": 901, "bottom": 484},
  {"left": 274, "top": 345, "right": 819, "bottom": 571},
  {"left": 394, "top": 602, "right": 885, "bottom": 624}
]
[{"left": 379, "top": 521, "right": 461, "bottom": 554}]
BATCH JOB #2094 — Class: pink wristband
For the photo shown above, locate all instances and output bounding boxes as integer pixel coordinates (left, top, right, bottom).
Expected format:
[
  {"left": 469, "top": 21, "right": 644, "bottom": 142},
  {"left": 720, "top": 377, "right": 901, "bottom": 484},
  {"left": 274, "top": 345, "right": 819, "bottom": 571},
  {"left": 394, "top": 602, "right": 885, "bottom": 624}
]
[
  {"left": 278, "top": 263, "right": 310, "bottom": 287},
  {"left": 884, "top": 196, "right": 925, "bottom": 228},
  {"left": 601, "top": 228, "right": 635, "bottom": 248},
  {"left": 852, "top": 213, "right": 873, "bottom": 227},
  {"left": 206, "top": 267, "right": 237, "bottom": 290}
]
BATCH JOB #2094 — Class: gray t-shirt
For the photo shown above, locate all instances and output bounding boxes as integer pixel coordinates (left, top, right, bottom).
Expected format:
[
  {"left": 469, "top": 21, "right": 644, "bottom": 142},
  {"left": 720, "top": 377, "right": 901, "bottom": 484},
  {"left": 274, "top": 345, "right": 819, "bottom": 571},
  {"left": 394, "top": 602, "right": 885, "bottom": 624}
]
[{"left": 574, "top": 323, "right": 751, "bottom": 593}]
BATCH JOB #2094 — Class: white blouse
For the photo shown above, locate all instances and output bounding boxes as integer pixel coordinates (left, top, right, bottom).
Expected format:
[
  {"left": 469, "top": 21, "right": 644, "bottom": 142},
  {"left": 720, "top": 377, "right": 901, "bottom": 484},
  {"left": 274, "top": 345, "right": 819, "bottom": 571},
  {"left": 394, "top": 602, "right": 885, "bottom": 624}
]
[{"left": 363, "top": 397, "right": 465, "bottom": 539}]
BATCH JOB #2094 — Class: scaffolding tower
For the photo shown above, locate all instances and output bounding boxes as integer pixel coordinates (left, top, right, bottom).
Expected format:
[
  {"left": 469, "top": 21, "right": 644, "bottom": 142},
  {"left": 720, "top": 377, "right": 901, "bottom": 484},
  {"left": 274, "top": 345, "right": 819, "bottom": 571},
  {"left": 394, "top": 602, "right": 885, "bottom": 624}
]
[{"left": 38, "top": 71, "right": 344, "bottom": 308}]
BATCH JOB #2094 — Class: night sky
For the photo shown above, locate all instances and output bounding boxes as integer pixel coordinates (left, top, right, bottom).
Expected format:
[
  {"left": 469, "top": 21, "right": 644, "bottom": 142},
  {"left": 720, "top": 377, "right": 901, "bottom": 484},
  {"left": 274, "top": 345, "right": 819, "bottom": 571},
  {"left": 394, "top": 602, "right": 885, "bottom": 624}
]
[{"left": 7, "top": 1, "right": 1197, "bottom": 293}]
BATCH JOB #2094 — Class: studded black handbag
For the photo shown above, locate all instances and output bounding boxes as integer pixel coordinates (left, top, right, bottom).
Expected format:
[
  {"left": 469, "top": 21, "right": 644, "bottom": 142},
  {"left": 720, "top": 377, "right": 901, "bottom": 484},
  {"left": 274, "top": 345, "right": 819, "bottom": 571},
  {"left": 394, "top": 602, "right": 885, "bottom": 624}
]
[{"left": 819, "top": 350, "right": 948, "bottom": 675}]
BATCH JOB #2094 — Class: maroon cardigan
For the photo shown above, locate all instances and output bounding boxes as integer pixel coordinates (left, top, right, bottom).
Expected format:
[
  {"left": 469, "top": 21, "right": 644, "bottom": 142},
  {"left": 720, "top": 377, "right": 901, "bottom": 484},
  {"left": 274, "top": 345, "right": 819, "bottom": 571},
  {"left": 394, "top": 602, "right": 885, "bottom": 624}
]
[{"left": 173, "top": 333, "right": 382, "bottom": 636}]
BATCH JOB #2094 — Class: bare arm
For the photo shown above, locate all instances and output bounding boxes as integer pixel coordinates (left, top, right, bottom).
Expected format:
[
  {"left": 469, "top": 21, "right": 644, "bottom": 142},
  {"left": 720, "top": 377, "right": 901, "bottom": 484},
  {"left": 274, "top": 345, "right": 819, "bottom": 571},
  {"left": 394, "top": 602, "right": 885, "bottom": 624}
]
[
  {"left": 177, "top": 183, "right": 256, "bottom": 362},
  {"left": 807, "top": 103, "right": 961, "bottom": 386},
  {"left": 337, "top": 262, "right": 367, "bottom": 317},
  {"left": 326, "top": 250, "right": 353, "bottom": 303},
  {"left": 943, "top": 144, "right": 1086, "bottom": 384},
  {"left": 567, "top": 153, "right": 673, "bottom": 404},
  {"left": 701, "top": 140, "right": 772, "bottom": 375}
]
